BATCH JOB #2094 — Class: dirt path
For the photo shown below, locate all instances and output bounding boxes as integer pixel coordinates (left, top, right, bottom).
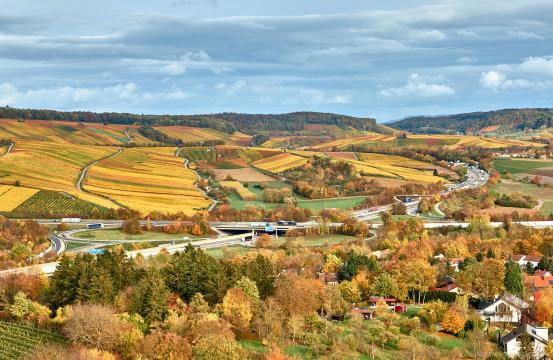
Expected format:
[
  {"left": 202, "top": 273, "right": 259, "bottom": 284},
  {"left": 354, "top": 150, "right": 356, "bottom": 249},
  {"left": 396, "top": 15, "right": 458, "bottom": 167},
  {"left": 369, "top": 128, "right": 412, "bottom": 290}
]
[
  {"left": 76, "top": 148, "right": 123, "bottom": 192},
  {"left": 176, "top": 148, "right": 218, "bottom": 212},
  {"left": 1, "top": 143, "right": 14, "bottom": 157},
  {"left": 124, "top": 128, "right": 134, "bottom": 144}
]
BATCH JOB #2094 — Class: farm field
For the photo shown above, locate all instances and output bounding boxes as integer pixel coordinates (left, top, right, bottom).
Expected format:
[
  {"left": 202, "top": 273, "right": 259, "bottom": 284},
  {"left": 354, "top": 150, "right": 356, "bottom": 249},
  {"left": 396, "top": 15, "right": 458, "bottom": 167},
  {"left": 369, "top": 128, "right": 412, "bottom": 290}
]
[
  {"left": 0, "top": 118, "right": 147, "bottom": 145},
  {"left": 211, "top": 167, "right": 276, "bottom": 182},
  {"left": 12, "top": 190, "right": 110, "bottom": 216},
  {"left": 0, "top": 140, "right": 119, "bottom": 209},
  {"left": 346, "top": 153, "right": 444, "bottom": 183},
  {"left": 491, "top": 180, "right": 553, "bottom": 214},
  {"left": 0, "top": 185, "right": 39, "bottom": 211},
  {"left": 251, "top": 153, "right": 309, "bottom": 173},
  {"left": 0, "top": 321, "right": 67, "bottom": 360},
  {"left": 493, "top": 158, "right": 553, "bottom": 174},
  {"left": 155, "top": 125, "right": 233, "bottom": 144},
  {"left": 83, "top": 147, "right": 211, "bottom": 215},
  {"left": 220, "top": 180, "right": 258, "bottom": 200}
]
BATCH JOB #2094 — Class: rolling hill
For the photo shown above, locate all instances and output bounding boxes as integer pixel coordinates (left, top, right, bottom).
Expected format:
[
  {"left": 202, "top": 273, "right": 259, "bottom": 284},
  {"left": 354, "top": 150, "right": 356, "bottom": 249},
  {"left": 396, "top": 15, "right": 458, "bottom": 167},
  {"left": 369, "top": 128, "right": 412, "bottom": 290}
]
[{"left": 389, "top": 108, "right": 553, "bottom": 135}]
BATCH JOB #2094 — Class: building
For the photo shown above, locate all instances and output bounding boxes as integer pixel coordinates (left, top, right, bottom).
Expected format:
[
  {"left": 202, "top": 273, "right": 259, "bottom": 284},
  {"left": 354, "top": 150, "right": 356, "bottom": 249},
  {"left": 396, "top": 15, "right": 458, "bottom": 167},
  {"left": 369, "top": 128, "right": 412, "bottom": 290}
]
[
  {"left": 511, "top": 255, "right": 542, "bottom": 269},
  {"left": 317, "top": 272, "right": 339, "bottom": 285},
  {"left": 477, "top": 293, "right": 529, "bottom": 324},
  {"left": 501, "top": 323, "right": 550, "bottom": 359},
  {"left": 531, "top": 274, "right": 553, "bottom": 302},
  {"left": 429, "top": 282, "right": 463, "bottom": 294}
]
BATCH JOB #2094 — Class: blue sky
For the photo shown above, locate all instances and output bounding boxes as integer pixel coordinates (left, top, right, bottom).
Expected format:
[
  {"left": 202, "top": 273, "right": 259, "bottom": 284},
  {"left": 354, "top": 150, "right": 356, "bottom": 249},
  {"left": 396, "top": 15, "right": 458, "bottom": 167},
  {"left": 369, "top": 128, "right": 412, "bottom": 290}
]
[{"left": 0, "top": 0, "right": 552, "bottom": 122}]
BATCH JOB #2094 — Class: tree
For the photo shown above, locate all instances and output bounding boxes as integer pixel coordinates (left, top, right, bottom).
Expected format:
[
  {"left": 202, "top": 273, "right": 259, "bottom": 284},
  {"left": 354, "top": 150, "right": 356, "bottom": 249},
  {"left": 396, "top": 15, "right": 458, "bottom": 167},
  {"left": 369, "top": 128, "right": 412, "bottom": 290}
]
[
  {"left": 535, "top": 288, "right": 553, "bottom": 326},
  {"left": 417, "top": 300, "right": 449, "bottom": 330},
  {"left": 516, "top": 333, "right": 535, "bottom": 360},
  {"left": 475, "top": 259, "right": 505, "bottom": 300},
  {"left": 192, "top": 335, "right": 243, "bottom": 360},
  {"left": 504, "top": 260, "right": 524, "bottom": 297},
  {"left": 370, "top": 272, "right": 400, "bottom": 299},
  {"left": 9, "top": 291, "right": 50, "bottom": 324},
  {"left": 241, "top": 254, "right": 275, "bottom": 299},
  {"left": 62, "top": 304, "right": 127, "bottom": 351},
  {"left": 235, "top": 276, "right": 260, "bottom": 306},
  {"left": 339, "top": 251, "right": 373, "bottom": 280},
  {"left": 338, "top": 281, "right": 362, "bottom": 304},
  {"left": 393, "top": 259, "right": 436, "bottom": 302},
  {"left": 222, "top": 287, "right": 253, "bottom": 333},
  {"left": 130, "top": 269, "right": 170, "bottom": 324},
  {"left": 441, "top": 306, "right": 466, "bottom": 335},
  {"left": 545, "top": 341, "right": 553, "bottom": 360},
  {"left": 135, "top": 332, "right": 192, "bottom": 360},
  {"left": 322, "top": 254, "right": 342, "bottom": 273},
  {"left": 122, "top": 218, "right": 142, "bottom": 234},
  {"left": 255, "top": 233, "right": 272, "bottom": 248},
  {"left": 164, "top": 245, "right": 229, "bottom": 304},
  {"left": 274, "top": 274, "right": 324, "bottom": 317}
]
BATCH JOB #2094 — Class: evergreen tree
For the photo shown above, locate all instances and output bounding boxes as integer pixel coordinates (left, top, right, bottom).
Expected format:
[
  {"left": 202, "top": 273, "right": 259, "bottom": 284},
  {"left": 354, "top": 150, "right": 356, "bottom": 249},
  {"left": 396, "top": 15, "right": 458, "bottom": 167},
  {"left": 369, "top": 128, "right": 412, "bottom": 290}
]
[
  {"left": 504, "top": 260, "right": 524, "bottom": 297},
  {"left": 130, "top": 269, "right": 170, "bottom": 324},
  {"left": 241, "top": 254, "right": 275, "bottom": 299},
  {"left": 515, "top": 333, "right": 535, "bottom": 360}
]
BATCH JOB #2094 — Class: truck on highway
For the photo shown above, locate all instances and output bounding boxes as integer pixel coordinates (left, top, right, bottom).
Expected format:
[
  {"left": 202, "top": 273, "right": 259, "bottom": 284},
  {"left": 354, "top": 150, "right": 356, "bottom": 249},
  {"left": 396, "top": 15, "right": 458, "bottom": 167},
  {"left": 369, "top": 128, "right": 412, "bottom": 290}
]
[
  {"left": 61, "top": 217, "right": 81, "bottom": 223},
  {"left": 87, "top": 223, "right": 104, "bottom": 230}
]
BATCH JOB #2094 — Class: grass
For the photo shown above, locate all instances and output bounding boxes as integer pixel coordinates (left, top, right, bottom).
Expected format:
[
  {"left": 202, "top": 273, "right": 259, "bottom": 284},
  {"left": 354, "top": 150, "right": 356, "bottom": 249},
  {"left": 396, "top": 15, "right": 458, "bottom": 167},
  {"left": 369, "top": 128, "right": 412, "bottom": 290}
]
[
  {"left": 72, "top": 229, "right": 200, "bottom": 242},
  {"left": 492, "top": 180, "right": 553, "bottom": 214},
  {"left": 493, "top": 158, "right": 553, "bottom": 174}
]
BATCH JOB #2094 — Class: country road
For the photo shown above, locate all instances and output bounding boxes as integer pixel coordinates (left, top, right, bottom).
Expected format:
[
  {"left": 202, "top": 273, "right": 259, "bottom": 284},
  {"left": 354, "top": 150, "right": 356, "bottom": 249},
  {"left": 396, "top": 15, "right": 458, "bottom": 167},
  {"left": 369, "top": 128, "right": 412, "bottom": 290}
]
[
  {"left": 76, "top": 148, "right": 123, "bottom": 192},
  {"left": 124, "top": 128, "right": 134, "bottom": 144},
  {"left": 1, "top": 142, "right": 14, "bottom": 157},
  {"left": 176, "top": 148, "right": 219, "bottom": 212}
]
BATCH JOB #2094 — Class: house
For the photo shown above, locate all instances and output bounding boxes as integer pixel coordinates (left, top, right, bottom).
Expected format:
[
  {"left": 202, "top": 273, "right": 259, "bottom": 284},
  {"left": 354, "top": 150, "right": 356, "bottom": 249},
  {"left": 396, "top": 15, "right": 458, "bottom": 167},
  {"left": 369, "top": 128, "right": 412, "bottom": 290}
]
[
  {"left": 429, "top": 282, "right": 463, "bottom": 294},
  {"left": 477, "top": 293, "right": 529, "bottom": 324},
  {"left": 368, "top": 297, "right": 406, "bottom": 313},
  {"left": 433, "top": 254, "right": 463, "bottom": 272},
  {"left": 511, "top": 255, "right": 542, "bottom": 269},
  {"left": 501, "top": 323, "right": 550, "bottom": 359},
  {"left": 349, "top": 307, "right": 374, "bottom": 320},
  {"left": 532, "top": 274, "right": 553, "bottom": 302},
  {"left": 317, "top": 272, "right": 339, "bottom": 285}
]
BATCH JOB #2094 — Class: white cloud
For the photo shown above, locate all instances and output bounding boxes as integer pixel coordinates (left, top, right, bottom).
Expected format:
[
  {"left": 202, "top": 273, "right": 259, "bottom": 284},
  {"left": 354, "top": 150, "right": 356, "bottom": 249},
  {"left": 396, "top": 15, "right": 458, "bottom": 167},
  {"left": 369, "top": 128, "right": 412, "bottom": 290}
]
[
  {"left": 380, "top": 73, "right": 455, "bottom": 97},
  {"left": 518, "top": 56, "right": 553, "bottom": 77},
  {"left": 286, "top": 89, "right": 352, "bottom": 105},
  {"left": 457, "top": 56, "right": 477, "bottom": 64},
  {"left": 162, "top": 61, "right": 186, "bottom": 76},
  {"left": 0, "top": 82, "right": 192, "bottom": 108},
  {"left": 507, "top": 30, "right": 544, "bottom": 40},
  {"left": 479, "top": 70, "right": 531, "bottom": 90},
  {"left": 214, "top": 80, "right": 248, "bottom": 95}
]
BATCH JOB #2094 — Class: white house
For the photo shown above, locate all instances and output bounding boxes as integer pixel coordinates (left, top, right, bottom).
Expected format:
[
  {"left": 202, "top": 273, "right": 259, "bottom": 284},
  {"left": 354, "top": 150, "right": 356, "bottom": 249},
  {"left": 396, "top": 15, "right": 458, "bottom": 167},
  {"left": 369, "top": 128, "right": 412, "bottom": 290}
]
[
  {"left": 477, "top": 293, "right": 529, "bottom": 324},
  {"left": 511, "top": 255, "right": 542, "bottom": 269},
  {"left": 501, "top": 324, "right": 550, "bottom": 359}
]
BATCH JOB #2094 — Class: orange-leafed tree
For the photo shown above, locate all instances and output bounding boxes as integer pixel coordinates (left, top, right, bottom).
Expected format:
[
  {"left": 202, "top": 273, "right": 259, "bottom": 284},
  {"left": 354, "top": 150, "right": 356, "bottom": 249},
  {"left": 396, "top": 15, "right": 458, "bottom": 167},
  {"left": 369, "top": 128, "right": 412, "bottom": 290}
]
[
  {"left": 222, "top": 288, "right": 253, "bottom": 334},
  {"left": 535, "top": 288, "right": 553, "bottom": 327},
  {"left": 442, "top": 306, "right": 466, "bottom": 335}
]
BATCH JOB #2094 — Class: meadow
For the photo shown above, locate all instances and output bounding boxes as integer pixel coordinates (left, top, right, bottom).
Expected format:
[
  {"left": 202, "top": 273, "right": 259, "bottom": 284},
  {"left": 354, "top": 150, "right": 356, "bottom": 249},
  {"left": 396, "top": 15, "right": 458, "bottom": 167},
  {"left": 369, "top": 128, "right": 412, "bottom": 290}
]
[
  {"left": 83, "top": 147, "right": 211, "bottom": 215},
  {"left": 493, "top": 158, "right": 553, "bottom": 174}
]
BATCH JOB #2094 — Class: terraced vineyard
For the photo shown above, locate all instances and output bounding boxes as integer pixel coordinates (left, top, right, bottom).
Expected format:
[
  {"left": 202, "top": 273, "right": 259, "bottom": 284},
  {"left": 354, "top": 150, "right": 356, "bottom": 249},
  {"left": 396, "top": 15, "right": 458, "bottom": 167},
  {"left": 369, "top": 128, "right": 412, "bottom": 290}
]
[
  {"left": 155, "top": 126, "right": 232, "bottom": 143},
  {"left": 178, "top": 147, "right": 217, "bottom": 162},
  {"left": 84, "top": 147, "right": 211, "bottom": 215},
  {"left": 0, "top": 321, "right": 67, "bottom": 360},
  {"left": 251, "top": 153, "right": 309, "bottom": 173},
  {"left": 13, "top": 190, "right": 110, "bottom": 216},
  {"left": 0, "top": 140, "right": 119, "bottom": 209}
]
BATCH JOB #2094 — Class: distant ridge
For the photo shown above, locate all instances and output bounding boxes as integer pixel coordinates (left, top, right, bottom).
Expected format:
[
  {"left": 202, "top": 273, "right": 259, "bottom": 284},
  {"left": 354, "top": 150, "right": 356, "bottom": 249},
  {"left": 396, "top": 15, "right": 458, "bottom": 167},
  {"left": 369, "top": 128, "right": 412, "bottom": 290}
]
[
  {"left": 0, "top": 106, "right": 393, "bottom": 135},
  {"left": 389, "top": 108, "right": 553, "bottom": 134}
]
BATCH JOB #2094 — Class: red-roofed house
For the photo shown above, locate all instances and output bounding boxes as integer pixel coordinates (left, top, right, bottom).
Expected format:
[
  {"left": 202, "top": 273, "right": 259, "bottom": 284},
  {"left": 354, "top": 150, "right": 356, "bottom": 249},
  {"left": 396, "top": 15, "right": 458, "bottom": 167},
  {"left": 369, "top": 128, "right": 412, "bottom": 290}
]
[
  {"left": 429, "top": 283, "right": 463, "bottom": 294},
  {"left": 532, "top": 274, "right": 553, "bottom": 302}
]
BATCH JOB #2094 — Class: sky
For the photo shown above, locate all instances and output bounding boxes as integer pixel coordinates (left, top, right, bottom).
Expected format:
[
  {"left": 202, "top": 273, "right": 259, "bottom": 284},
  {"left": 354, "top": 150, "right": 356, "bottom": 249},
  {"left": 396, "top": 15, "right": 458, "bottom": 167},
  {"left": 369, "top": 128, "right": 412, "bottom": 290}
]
[{"left": 0, "top": 0, "right": 552, "bottom": 122}]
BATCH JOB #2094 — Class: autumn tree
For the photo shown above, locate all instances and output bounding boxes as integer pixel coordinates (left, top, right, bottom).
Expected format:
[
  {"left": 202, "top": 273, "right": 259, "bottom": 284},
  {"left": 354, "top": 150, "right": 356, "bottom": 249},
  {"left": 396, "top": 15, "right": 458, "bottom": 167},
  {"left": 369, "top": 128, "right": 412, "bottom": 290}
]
[
  {"left": 122, "top": 218, "right": 142, "bottom": 235},
  {"left": 135, "top": 332, "right": 192, "bottom": 360},
  {"left": 535, "top": 288, "right": 553, "bottom": 326},
  {"left": 255, "top": 233, "right": 272, "bottom": 248},
  {"left": 222, "top": 287, "right": 253, "bottom": 334},
  {"left": 274, "top": 274, "right": 324, "bottom": 317},
  {"left": 192, "top": 335, "right": 243, "bottom": 360},
  {"left": 441, "top": 306, "right": 466, "bottom": 335},
  {"left": 321, "top": 253, "right": 342, "bottom": 273},
  {"left": 371, "top": 272, "right": 400, "bottom": 299},
  {"left": 474, "top": 258, "right": 505, "bottom": 300}
]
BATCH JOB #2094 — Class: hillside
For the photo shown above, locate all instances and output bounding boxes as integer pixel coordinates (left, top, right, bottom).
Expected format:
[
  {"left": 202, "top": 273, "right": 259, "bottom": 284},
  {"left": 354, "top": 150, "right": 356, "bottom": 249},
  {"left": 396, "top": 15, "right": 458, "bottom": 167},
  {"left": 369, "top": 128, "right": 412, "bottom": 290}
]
[
  {"left": 389, "top": 108, "right": 553, "bottom": 135},
  {"left": 0, "top": 107, "right": 391, "bottom": 136}
]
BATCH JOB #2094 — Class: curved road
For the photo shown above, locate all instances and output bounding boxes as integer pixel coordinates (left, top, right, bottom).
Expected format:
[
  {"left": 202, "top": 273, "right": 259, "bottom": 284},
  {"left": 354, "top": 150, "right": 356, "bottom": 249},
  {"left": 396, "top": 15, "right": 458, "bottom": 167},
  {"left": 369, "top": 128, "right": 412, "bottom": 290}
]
[
  {"left": 1, "top": 143, "right": 14, "bottom": 157},
  {"left": 176, "top": 148, "right": 219, "bottom": 212},
  {"left": 76, "top": 148, "right": 123, "bottom": 192}
]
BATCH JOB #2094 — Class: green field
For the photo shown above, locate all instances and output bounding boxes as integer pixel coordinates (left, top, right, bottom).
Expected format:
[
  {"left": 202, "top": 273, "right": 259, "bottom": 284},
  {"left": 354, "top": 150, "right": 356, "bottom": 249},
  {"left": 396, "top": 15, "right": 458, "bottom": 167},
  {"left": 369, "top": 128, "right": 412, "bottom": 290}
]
[
  {"left": 492, "top": 180, "right": 553, "bottom": 214},
  {"left": 493, "top": 158, "right": 553, "bottom": 174},
  {"left": 224, "top": 182, "right": 367, "bottom": 212},
  {"left": 0, "top": 321, "right": 67, "bottom": 359},
  {"left": 72, "top": 229, "right": 202, "bottom": 242}
]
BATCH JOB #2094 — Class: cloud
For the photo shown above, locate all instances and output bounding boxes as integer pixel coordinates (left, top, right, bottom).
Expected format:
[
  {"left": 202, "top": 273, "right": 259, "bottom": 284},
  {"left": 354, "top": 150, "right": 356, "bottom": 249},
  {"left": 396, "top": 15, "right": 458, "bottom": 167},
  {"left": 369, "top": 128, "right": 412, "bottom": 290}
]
[
  {"left": 292, "top": 89, "right": 352, "bottom": 105},
  {"left": 214, "top": 80, "right": 247, "bottom": 95},
  {"left": 380, "top": 73, "right": 455, "bottom": 97},
  {"left": 507, "top": 30, "right": 544, "bottom": 40},
  {"left": 518, "top": 56, "right": 553, "bottom": 76},
  {"left": 0, "top": 82, "right": 192, "bottom": 109},
  {"left": 479, "top": 70, "right": 530, "bottom": 90},
  {"left": 162, "top": 61, "right": 186, "bottom": 76}
]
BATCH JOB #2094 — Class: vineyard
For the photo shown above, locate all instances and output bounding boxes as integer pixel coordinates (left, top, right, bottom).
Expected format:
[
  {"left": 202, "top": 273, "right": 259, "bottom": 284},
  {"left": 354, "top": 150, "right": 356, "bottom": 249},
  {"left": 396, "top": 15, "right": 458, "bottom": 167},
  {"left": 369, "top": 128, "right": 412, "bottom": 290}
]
[
  {"left": 220, "top": 181, "right": 258, "bottom": 201},
  {"left": 13, "top": 190, "right": 110, "bottom": 216},
  {"left": 0, "top": 186, "right": 39, "bottom": 211},
  {"left": 251, "top": 153, "right": 309, "bottom": 173},
  {"left": 0, "top": 321, "right": 67, "bottom": 360},
  {"left": 0, "top": 119, "right": 145, "bottom": 146},
  {"left": 84, "top": 147, "right": 211, "bottom": 215},
  {"left": 237, "top": 148, "right": 264, "bottom": 163},
  {"left": 155, "top": 126, "right": 231, "bottom": 143},
  {"left": 178, "top": 147, "right": 217, "bottom": 162}
]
